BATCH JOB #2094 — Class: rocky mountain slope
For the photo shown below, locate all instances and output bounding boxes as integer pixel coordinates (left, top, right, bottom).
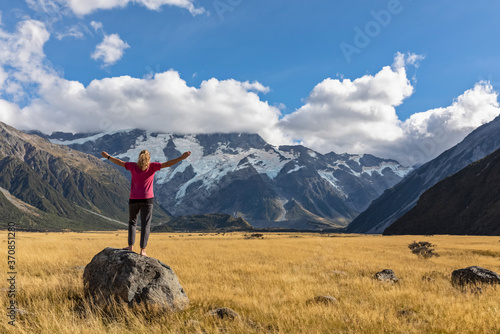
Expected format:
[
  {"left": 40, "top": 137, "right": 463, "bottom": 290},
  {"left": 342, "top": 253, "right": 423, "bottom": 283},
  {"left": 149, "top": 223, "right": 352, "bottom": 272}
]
[
  {"left": 0, "top": 122, "right": 170, "bottom": 231},
  {"left": 46, "top": 130, "right": 411, "bottom": 229},
  {"left": 384, "top": 147, "right": 500, "bottom": 235},
  {"left": 347, "top": 114, "right": 500, "bottom": 234},
  {"left": 0, "top": 185, "right": 98, "bottom": 231}
]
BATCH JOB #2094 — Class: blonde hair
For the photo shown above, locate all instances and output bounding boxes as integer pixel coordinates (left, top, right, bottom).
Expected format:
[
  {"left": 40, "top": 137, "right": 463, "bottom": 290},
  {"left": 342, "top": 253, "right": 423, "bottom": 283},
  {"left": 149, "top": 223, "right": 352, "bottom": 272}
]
[{"left": 137, "top": 150, "right": 150, "bottom": 171}]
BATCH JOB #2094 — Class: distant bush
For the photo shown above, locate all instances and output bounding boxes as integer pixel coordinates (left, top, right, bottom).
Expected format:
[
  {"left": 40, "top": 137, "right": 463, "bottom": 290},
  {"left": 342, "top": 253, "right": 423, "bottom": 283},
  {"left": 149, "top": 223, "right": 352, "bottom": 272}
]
[
  {"left": 245, "top": 233, "right": 264, "bottom": 239},
  {"left": 408, "top": 241, "right": 439, "bottom": 258}
]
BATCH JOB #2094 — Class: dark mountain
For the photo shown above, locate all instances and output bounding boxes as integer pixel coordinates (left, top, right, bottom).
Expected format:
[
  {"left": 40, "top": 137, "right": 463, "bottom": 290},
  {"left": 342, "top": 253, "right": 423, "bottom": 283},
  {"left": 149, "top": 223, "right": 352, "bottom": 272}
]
[
  {"left": 347, "top": 114, "right": 500, "bottom": 233},
  {"left": 47, "top": 130, "right": 411, "bottom": 230},
  {"left": 0, "top": 185, "right": 124, "bottom": 231},
  {"left": 0, "top": 122, "right": 170, "bottom": 231},
  {"left": 384, "top": 148, "right": 500, "bottom": 235}
]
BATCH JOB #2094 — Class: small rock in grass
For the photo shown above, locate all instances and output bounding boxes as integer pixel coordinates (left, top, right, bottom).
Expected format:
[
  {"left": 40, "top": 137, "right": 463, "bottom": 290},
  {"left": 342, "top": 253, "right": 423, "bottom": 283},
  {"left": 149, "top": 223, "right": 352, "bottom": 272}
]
[
  {"left": 421, "top": 275, "right": 435, "bottom": 282},
  {"left": 306, "top": 295, "right": 338, "bottom": 305},
  {"left": 397, "top": 308, "right": 417, "bottom": 318},
  {"left": 374, "top": 269, "right": 399, "bottom": 283},
  {"left": 207, "top": 307, "right": 239, "bottom": 320},
  {"left": 10, "top": 308, "right": 30, "bottom": 316},
  {"left": 331, "top": 270, "right": 347, "bottom": 276}
]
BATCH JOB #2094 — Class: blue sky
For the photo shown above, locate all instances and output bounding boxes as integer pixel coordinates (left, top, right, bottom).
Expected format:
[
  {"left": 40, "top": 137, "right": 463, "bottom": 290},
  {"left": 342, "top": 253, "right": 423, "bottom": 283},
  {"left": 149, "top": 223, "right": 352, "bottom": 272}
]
[{"left": 1, "top": 0, "right": 500, "bottom": 165}]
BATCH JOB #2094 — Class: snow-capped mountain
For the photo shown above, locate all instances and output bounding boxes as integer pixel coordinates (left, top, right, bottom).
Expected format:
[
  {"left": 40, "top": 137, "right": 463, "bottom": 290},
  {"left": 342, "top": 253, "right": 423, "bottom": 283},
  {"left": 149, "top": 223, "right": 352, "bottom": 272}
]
[
  {"left": 47, "top": 130, "right": 411, "bottom": 229},
  {"left": 0, "top": 121, "right": 170, "bottom": 231},
  {"left": 347, "top": 114, "right": 500, "bottom": 234}
]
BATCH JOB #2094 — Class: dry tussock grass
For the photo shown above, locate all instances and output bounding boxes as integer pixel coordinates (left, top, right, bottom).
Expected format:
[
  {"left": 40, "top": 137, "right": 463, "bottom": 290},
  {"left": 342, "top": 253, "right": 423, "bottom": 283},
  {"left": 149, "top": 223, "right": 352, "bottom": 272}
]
[{"left": 1, "top": 231, "right": 500, "bottom": 333}]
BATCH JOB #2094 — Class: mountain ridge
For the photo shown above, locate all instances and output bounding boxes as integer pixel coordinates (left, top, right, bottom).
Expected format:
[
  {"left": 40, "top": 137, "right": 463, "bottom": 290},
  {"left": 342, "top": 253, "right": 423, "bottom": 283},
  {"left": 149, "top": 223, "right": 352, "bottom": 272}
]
[
  {"left": 43, "top": 129, "right": 411, "bottom": 229},
  {"left": 347, "top": 114, "right": 500, "bottom": 233},
  {"left": 0, "top": 121, "right": 170, "bottom": 231},
  {"left": 383, "top": 147, "right": 500, "bottom": 235}
]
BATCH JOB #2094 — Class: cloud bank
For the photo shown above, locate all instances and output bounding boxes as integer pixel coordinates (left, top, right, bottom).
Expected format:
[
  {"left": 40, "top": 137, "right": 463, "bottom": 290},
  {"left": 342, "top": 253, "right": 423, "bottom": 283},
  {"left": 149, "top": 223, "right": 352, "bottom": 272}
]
[
  {"left": 64, "top": 0, "right": 205, "bottom": 16},
  {"left": 0, "top": 18, "right": 499, "bottom": 166},
  {"left": 0, "top": 19, "right": 286, "bottom": 145},
  {"left": 25, "top": 0, "right": 205, "bottom": 17},
  {"left": 279, "top": 53, "right": 500, "bottom": 165}
]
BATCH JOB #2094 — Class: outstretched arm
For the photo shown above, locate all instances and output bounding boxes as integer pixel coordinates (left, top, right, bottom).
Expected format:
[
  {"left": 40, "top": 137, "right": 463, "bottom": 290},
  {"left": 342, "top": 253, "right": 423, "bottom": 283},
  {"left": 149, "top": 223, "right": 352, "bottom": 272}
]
[
  {"left": 101, "top": 151, "right": 126, "bottom": 168},
  {"left": 161, "top": 151, "right": 191, "bottom": 169}
]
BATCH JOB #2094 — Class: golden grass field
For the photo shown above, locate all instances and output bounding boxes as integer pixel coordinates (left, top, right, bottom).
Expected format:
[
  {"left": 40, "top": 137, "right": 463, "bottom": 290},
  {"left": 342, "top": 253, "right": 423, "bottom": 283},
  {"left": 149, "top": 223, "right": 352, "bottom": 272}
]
[{"left": 1, "top": 231, "right": 500, "bottom": 333}]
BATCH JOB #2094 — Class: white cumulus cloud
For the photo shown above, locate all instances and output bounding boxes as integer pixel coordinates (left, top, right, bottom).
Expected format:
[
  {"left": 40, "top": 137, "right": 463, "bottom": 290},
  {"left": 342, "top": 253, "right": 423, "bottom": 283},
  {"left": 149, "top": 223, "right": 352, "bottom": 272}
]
[
  {"left": 61, "top": 0, "right": 205, "bottom": 16},
  {"left": 0, "top": 19, "right": 54, "bottom": 102},
  {"left": 91, "top": 33, "right": 130, "bottom": 66},
  {"left": 24, "top": 0, "right": 205, "bottom": 18},
  {"left": 0, "top": 19, "right": 499, "bottom": 167},
  {"left": 400, "top": 82, "right": 499, "bottom": 165},
  {"left": 279, "top": 52, "right": 415, "bottom": 156},
  {"left": 0, "top": 18, "right": 286, "bottom": 145},
  {"left": 18, "top": 72, "right": 286, "bottom": 145},
  {"left": 90, "top": 21, "right": 103, "bottom": 33},
  {"left": 278, "top": 53, "right": 500, "bottom": 165}
]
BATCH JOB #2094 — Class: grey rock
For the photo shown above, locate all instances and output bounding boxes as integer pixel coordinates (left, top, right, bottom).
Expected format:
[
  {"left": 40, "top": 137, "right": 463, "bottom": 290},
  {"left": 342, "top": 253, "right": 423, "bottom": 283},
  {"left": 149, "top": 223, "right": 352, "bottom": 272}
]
[
  {"left": 421, "top": 275, "right": 435, "bottom": 283},
  {"left": 331, "top": 270, "right": 347, "bottom": 276},
  {"left": 307, "top": 295, "right": 338, "bottom": 305},
  {"left": 13, "top": 308, "right": 29, "bottom": 315},
  {"left": 83, "top": 247, "right": 188, "bottom": 311},
  {"left": 451, "top": 266, "right": 500, "bottom": 287},
  {"left": 397, "top": 308, "right": 417, "bottom": 318},
  {"left": 207, "top": 307, "right": 239, "bottom": 320},
  {"left": 374, "top": 269, "right": 399, "bottom": 283}
]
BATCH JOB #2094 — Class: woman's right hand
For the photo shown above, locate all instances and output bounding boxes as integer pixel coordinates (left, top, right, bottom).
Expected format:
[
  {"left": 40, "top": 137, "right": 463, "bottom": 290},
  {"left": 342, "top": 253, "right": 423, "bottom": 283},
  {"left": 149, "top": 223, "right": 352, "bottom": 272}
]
[
  {"left": 181, "top": 151, "right": 191, "bottom": 160},
  {"left": 101, "top": 151, "right": 109, "bottom": 159}
]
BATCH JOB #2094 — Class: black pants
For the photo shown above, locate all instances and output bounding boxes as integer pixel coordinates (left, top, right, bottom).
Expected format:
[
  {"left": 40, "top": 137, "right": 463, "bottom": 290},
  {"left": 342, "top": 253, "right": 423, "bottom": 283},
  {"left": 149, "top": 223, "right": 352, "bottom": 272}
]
[{"left": 128, "top": 202, "right": 153, "bottom": 249}]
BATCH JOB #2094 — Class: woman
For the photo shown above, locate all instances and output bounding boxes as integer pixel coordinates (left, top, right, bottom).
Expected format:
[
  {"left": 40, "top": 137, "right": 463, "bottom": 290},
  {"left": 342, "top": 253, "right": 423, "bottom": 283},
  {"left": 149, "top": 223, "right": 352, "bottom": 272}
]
[{"left": 101, "top": 149, "right": 191, "bottom": 256}]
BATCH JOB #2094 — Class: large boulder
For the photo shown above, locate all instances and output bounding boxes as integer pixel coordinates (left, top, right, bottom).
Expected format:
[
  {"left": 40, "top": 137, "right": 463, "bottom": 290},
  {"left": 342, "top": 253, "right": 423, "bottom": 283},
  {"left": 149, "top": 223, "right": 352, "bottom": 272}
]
[
  {"left": 451, "top": 266, "right": 500, "bottom": 287},
  {"left": 83, "top": 247, "right": 189, "bottom": 310}
]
